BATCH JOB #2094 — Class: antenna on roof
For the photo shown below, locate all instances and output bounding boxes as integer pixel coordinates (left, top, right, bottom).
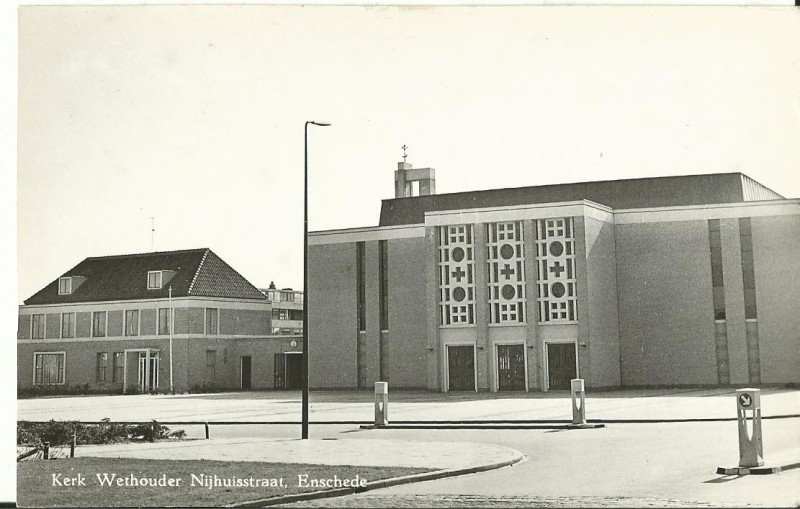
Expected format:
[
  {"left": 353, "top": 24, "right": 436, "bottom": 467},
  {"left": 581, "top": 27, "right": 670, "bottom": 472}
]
[{"left": 150, "top": 216, "right": 155, "bottom": 251}]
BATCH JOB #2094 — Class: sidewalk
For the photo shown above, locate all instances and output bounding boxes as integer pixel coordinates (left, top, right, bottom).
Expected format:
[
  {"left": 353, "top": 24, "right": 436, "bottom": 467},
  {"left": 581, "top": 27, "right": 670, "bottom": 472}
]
[{"left": 77, "top": 437, "right": 524, "bottom": 470}]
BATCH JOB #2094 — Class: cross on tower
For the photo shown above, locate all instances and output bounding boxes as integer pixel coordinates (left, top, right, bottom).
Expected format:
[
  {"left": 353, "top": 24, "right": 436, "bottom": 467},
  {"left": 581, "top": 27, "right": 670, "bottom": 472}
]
[
  {"left": 500, "top": 264, "right": 515, "bottom": 280},
  {"left": 549, "top": 261, "right": 565, "bottom": 277},
  {"left": 451, "top": 267, "right": 466, "bottom": 283},
  {"left": 402, "top": 145, "right": 408, "bottom": 163}
]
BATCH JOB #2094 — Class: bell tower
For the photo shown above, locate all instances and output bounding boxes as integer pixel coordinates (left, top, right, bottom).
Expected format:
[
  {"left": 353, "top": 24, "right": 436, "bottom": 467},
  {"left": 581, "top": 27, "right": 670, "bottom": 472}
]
[{"left": 394, "top": 145, "right": 436, "bottom": 198}]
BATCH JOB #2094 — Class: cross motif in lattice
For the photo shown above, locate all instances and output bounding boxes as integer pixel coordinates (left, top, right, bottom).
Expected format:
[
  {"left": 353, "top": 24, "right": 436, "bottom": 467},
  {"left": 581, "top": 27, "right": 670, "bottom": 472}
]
[
  {"left": 549, "top": 261, "right": 565, "bottom": 277},
  {"left": 451, "top": 267, "right": 466, "bottom": 282},
  {"left": 500, "top": 264, "right": 515, "bottom": 279}
]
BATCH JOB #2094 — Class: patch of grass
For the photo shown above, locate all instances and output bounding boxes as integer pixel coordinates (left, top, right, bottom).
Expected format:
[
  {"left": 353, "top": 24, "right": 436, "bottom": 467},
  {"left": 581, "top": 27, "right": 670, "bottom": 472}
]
[{"left": 17, "top": 457, "right": 431, "bottom": 507}]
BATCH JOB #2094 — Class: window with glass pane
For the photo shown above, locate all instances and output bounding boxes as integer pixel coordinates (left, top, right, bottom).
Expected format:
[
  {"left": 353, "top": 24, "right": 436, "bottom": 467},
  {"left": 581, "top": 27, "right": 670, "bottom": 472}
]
[
  {"left": 205, "top": 308, "right": 219, "bottom": 335},
  {"left": 58, "top": 277, "right": 72, "bottom": 295},
  {"left": 31, "top": 314, "right": 45, "bottom": 339},
  {"left": 147, "top": 271, "right": 162, "bottom": 289},
  {"left": 96, "top": 353, "right": 108, "bottom": 382},
  {"left": 125, "top": 310, "right": 139, "bottom": 336},
  {"left": 61, "top": 313, "right": 75, "bottom": 338},
  {"left": 112, "top": 352, "right": 124, "bottom": 382},
  {"left": 92, "top": 312, "right": 106, "bottom": 337},
  {"left": 205, "top": 350, "right": 216, "bottom": 382},
  {"left": 34, "top": 353, "right": 65, "bottom": 385},
  {"left": 158, "top": 308, "right": 171, "bottom": 335}
]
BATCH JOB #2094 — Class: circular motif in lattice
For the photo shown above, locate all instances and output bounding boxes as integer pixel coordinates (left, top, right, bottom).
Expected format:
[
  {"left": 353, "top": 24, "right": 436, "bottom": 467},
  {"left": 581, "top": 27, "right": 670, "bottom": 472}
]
[
  {"left": 549, "top": 241, "right": 564, "bottom": 257},
  {"left": 551, "top": 282, "right": 566, "bottom": 298},
  {"left": 451, "top": 247, "right": 465, "bottom": 262},
  {"left": 453, "top": 286, "right": 467, "bottom": 302},
  {"left": 500, "top": 244, "right": 515, "bottom": 260},
  {"left": 501, "top": 284, "right": 516, "bottom": 300}
]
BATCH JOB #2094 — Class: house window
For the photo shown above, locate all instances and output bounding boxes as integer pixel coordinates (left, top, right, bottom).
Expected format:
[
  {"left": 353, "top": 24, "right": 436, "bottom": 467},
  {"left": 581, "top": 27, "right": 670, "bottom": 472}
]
[
  {"left": 92, "top": 311, "right": 107, "bottom": 337},
  {"left": 61, "top": 313, "right": 75, "bottom": 338},
  {"left": 112, "top": 352, "right": 124, "bottom": 382},
  {"left": 205, "top": 308, "right": 219, "bottom": 335},
  {"left": 281, "top": 291, "right": 294, "bottom": 302},
  {"left": 205, "top": 350, "right": 216, "bottom": 382},
  {"left": 272, "top": 309, "right": 289, "bottom": 321},
  {"left": 96, "top": 353, "right": 108, "bottom": 383},
  {"left": 125, "top": 310, "right": 139, "bottom": 336},
  {"left": 147, "top": 271, "right": 163, "bottom": 290},
  {"left": 288, "top": 309, "right": 303, "bottom": 321},
  {"left": 31, "top": 314, "right": 45, "bottom": 339},
  {"left": 157, "top": 308, "right": 171, "bottom": 335},
  {"left": 34, "top": 352, "right": 65, "bottom": 385},
  {"left": 58, "top": 277, "right": 72, "bottom": 295}
]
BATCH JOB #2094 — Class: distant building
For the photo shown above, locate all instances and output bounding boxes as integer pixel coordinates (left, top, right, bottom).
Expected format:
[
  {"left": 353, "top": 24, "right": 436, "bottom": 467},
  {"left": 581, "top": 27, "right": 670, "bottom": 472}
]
[
  {"left": 308, "top": 161, "right": 799, "bottom": 391},
  {"left": 261, "top": 282, "right": 304, "bottom": 335},
  {"left": 17, "top": 248, "right": 302, "bottom": 393}
]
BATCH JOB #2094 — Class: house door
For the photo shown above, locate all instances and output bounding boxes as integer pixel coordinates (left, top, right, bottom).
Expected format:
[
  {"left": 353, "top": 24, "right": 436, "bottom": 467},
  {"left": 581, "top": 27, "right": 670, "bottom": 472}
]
[
  {"left": 447, "top": 345, "right": 475, "bottom": 391},
  {"left": 497, "top": 344, "right": 526, "bottom": 391},
  {"left": 547, "top": 343, "right": 577, "bottom": 390},
  {"left": 285, "top": 354, "right": 302, "bottom": 389},
  {"left": 241, "top": 356, "right": 252, "bottom": 390},
  {"left": 137, "top": 353, "right": 159, "bottom": 392},
  {"left": 273, "top": 353, "right": 302, "bottom": 389}
]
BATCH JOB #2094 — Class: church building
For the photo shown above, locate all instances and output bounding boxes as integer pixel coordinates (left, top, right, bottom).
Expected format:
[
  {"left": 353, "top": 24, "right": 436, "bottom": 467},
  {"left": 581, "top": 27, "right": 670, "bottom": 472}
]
[{"left": 308, "top": 162, "right": 799, "bottom": 392}]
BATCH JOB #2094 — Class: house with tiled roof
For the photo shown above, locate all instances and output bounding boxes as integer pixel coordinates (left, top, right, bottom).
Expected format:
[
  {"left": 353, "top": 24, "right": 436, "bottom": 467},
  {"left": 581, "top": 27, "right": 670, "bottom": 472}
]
[{"left": 18, "top": 248, "right": 301, "bottom": 393}]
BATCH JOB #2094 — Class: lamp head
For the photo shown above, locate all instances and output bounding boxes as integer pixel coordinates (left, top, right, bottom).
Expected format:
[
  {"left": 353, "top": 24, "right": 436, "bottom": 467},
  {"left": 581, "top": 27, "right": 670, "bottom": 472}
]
[{"left": 309, "top": 121, "right": 331, "bottom": 127}]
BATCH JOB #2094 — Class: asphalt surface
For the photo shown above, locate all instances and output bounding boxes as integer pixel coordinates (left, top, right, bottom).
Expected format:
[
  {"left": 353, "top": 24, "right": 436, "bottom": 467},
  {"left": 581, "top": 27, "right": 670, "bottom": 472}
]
[{"left": 17, "top": 388, "right": 800, "bottom": 507}]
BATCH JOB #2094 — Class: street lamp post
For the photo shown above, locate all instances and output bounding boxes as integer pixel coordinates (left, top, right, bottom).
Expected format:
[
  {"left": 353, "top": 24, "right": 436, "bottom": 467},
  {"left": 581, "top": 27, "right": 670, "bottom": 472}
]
[{"left": 303, "top": 120, "right": 330, "bottom": 440}]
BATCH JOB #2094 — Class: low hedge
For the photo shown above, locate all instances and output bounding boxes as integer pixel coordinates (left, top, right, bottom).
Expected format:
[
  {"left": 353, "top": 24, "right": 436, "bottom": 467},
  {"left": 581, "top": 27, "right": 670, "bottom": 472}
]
[{"left": 17, "top": 418, "right": 185, "bottom": 446}]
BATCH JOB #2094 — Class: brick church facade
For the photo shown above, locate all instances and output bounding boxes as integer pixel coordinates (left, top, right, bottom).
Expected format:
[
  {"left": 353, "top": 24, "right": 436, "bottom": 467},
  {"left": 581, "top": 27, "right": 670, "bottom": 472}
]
[{"left": 308, "top": 163, "right": 799, "bottom": 392}]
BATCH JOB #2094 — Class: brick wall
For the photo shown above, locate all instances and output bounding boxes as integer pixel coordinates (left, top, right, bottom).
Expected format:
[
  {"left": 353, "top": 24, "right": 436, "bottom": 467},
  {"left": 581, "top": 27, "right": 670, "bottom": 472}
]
[
  {"left": 583, "top": 216, "right": 621, "bottom": 388},
  {"left": 616, "top": 220, "right": 717, "bottom": 385},
  {"left": 385, "top": 237, "right": 429, "bottom": 388},
  {"left": 752, "top": 215, "right": 800, "bottom": 383},
  {"left": 308, "top": 242, "right": 358, "bottom": 388}
]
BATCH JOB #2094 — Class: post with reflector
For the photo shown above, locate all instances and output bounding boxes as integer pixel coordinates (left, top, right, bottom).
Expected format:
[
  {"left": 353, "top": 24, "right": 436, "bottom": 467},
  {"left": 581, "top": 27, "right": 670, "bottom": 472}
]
[
  {"left": 374, "top": 381, "right": 388, "bottom": 427},
  {"left": 717, "top": 388, "right": 780, "bottom": 475},
  {"left": 571, "top": 378, "right": 586, "bottom": 425},
  {"left": 736, "top": 388, "right": 763, "bottom": 468}
]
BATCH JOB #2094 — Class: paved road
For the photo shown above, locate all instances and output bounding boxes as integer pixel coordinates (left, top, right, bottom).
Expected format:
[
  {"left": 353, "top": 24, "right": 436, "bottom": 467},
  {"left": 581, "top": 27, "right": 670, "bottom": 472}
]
[
  {"left": 17, "top": 389, "right": 800, "bottom": 507},
  {"left": 286, "top": 494, "right": 739, "bottom": 507},
  {"left": 293, "top": 419, "right": 800, "bottom": 508}
]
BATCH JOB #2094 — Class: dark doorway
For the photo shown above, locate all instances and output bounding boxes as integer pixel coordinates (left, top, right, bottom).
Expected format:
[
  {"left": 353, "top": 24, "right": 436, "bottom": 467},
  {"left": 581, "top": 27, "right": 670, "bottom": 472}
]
[
  {"left": 547, "top": 343, "right": 577, "bottom": 390},
  {"left": 447, "top": 345, "right": 475, "bottom": 391},
  {"left": 274, "top": 353, "right": 302, "bottom": 389},
  {"left": 497, "top": 344, "right": 526, "bottom": 391},
  {"left": 285, "top": 353, "right": 302, "bottom": 389},
  {"left": 241, "top": 356, "right": 252, "bottom": 390}
]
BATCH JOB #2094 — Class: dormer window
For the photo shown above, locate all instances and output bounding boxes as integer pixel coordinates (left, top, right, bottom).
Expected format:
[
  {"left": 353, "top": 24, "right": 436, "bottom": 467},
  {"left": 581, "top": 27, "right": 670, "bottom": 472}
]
[
  {"left": 58, "top": 277, "right": 73, "bottom": 295},
  {"left": 147, "top": 271, "right": 163, "bottom": 290}
]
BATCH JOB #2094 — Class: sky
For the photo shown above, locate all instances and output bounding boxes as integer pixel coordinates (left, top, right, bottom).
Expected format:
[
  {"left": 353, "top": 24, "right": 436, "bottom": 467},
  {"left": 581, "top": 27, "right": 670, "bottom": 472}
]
[
  {"left": 3, "top": 4, "right": 800, "bottom": 503},
  {"left": 13, "top": 5, "right": 800, "bottom": 305}
]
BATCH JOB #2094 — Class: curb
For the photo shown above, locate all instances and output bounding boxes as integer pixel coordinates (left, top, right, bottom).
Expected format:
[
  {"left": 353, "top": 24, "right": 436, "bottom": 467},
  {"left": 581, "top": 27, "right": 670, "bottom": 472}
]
[
  {"left": 359, "top": 423, "right": 605, "bottom": 430},
  {"left": 229, "top": 451, "right": 525, "bottom": 507}
]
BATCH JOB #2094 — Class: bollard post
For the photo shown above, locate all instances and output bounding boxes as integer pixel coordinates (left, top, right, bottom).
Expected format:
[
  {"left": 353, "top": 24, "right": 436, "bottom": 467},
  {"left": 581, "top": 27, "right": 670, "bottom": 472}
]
[
  {"left": 70, "top": 430, "right": 76, "bottom": 458},
  {"left": 374, "top": 381, "right": 388, "bottom": 426},
  {"left": 205, "top": 422, "right": 210, "bottom": 440},
  {"left": 42, "top": 442, "right": 50, "bottom": 460},
  {"left": 736, "top": 388, "right": 763, "bottom": 468},
  {"left": 570, "top": 378, "right": 586, "bottom": 425}
]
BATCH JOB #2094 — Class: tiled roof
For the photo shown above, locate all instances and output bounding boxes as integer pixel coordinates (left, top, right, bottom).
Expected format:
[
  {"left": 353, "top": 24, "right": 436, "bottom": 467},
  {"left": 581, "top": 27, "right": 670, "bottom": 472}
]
[
  {"left": 379, "top": 172, "right": 784, "bottom": 226},
  {"left": 24, "top": 248, "right": 266, "bottom": 305}
]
